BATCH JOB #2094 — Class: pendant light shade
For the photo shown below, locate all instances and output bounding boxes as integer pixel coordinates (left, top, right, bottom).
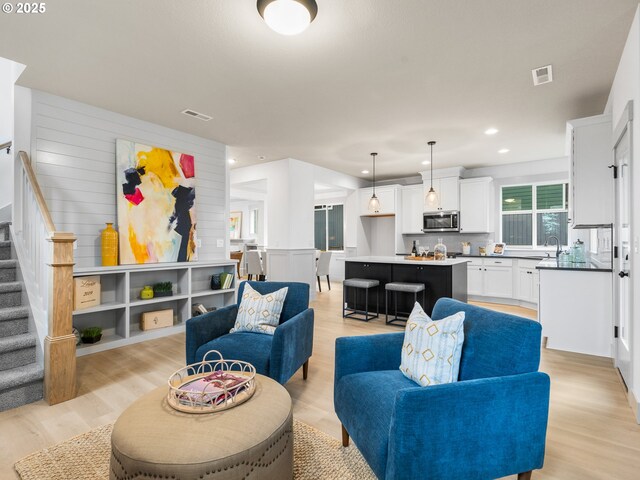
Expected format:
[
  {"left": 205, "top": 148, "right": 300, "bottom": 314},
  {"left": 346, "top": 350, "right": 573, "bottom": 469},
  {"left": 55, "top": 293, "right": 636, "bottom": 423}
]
[
  {"left": 257, "top": 0, "right": 318, "bottom": 36},
  {"left": 424, "top": 141, "right": 440, "bottom": 211},
  {"left": 368, "top": 152, "right": 381, "bottom": 214}
]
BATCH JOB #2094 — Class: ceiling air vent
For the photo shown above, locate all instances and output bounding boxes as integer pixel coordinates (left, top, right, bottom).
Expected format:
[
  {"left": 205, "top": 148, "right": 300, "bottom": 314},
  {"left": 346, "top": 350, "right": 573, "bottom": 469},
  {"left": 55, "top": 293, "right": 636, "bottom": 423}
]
[
  {"left": 532, "top": 65, "right": 553, "bottom": 86},
  {"left": 181, "top": 109, "right": 212, "bottom": 121}
]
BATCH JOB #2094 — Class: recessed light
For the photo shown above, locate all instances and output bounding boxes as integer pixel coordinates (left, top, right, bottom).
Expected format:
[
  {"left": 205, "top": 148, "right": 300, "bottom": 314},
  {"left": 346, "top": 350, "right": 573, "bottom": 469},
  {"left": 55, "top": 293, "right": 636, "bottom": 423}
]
[
  {"left": 498, "top": 148, "right": 510, "bottom": 154},
  {"left": 228, "top": 158, "right": 236, "bottom": 164},
  {"left": 361, "top": 170, "right": 369, "bottom": 174},
  {"left": 421, "top": 160, "right": 431, "bottom": 165},
  {"left": 484, "top": 128, "right": 499, "bottom": 135}
]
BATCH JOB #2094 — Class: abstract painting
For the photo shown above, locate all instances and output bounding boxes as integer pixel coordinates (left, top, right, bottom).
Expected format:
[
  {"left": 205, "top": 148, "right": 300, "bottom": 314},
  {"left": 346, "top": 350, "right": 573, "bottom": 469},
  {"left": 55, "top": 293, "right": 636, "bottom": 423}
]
[
  {"left": 229, "top": 211, "right": 242, "bottom": 240},
  {"left": 116, "top": 139, "right": 197, "bottom": 264}
]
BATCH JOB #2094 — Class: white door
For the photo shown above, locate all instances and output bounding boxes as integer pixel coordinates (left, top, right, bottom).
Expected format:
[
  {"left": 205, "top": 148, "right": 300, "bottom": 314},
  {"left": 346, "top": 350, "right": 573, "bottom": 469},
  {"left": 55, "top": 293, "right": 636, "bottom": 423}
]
[
  {"left": 467, "top": 263, "right": 484, "bottom": 296},
  {"left": 517, "top": 267, "right": 533, "bottom": 302},
  {"left": 483, "top": 266, "right": 513, "bottom": 298},
  {"left": 614, "top": 119, "right": 632, "bottom": 387},
  {"left": 438, "top": 176, "right": 459, "bottom": 211},
  {"left": 459, "top": 180, "right": 488, "bottom": 233},
  {"left": 401, "top": 186, "right": 424, "bottom": 233}
]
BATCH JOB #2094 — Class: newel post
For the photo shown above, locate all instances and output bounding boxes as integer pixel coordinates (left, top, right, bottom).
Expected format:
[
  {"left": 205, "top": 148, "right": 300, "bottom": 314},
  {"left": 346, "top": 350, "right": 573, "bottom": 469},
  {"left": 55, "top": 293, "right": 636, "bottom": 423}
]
[{"left": 44, "top": 232, "right": 77, "bottom": 405}]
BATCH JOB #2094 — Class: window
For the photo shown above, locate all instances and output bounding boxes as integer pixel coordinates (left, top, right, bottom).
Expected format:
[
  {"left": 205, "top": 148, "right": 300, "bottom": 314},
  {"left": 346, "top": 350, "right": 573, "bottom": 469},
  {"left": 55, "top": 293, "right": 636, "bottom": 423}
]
[
  {"left": 501, "top": 183, "right": 568, "bottom": 248},
  {"left": 314, "top": 204, "right": 344, "bottom": 251}
]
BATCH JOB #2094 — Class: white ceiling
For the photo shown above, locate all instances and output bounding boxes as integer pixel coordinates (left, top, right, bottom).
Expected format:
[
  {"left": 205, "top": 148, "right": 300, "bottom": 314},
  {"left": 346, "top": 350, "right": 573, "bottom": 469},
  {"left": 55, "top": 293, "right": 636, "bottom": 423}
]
[{"left": 0, "top": 0, "right": 637, "bottom": 179}]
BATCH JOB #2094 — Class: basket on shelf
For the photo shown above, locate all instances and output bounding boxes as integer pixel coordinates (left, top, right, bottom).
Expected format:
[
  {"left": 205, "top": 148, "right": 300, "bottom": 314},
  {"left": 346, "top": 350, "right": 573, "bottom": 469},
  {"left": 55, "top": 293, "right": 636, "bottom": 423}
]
[{"left": 167, "top": 350, "right": 256, "bottom": 414}]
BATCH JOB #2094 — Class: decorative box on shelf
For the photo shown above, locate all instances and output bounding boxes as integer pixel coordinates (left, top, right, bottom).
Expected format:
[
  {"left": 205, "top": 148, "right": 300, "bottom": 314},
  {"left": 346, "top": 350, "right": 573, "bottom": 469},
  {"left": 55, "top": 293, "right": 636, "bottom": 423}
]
[
  {"left": 74, "top": 276, "right": 101, "bottom": 310},
  {"left": 141, "top": 309, "right": 174, "bottom": 331}
]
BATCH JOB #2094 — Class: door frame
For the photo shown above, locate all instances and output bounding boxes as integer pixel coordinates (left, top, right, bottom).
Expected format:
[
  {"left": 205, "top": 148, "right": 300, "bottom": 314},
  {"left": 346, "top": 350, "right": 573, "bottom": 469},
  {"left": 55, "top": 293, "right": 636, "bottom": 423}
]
[{"left": 612, "top": 100, "right": 636, "bottom": 420}]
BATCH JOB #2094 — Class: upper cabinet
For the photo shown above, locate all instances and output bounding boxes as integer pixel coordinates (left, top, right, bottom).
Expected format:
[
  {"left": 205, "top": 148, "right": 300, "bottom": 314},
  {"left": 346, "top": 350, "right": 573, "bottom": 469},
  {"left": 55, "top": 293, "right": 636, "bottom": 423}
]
[
  {"left": 436, "top": 176, "right": 460, "bottom": 211},
  {"left": 567, "top": 114, "right": 613, "bottom": 227},
  {"left": 401, "top": 185, "right": 424, "bottom": 234},
  {"left": 459, "top": 177, "right": 494, "bottom": 233},
  {"left": 359, "top": 185, "right": 398, "bottom": 216}
]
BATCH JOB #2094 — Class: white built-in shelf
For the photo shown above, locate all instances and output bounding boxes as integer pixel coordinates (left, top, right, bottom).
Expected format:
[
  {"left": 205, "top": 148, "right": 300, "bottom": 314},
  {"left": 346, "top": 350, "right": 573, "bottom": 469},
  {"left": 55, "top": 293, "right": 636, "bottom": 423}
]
[
  {"left": 129, "top": 294, "right": 190, "bottom": 308},
  {"left": 191, "top": 288, "right": 235, "bottom": 298},
  {"left": 73, "top": 301, "right": 126, "bottom": 316},
  {"left": 72, "top": 260, "right": 238, "bottom": 357}
]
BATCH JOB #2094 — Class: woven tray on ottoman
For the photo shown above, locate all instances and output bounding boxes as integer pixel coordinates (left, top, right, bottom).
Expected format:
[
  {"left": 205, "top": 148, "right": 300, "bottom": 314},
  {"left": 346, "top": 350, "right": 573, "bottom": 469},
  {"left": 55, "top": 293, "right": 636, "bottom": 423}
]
[{"left": 110, "top": 374, "right": 293, "bottom": 479}]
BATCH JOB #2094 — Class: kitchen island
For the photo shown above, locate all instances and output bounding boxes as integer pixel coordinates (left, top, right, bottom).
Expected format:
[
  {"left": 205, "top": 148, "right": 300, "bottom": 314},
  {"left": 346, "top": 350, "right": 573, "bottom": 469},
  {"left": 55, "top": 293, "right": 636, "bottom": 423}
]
[{"left": 344, "top": 256, "right": 469, "bottom": 317}]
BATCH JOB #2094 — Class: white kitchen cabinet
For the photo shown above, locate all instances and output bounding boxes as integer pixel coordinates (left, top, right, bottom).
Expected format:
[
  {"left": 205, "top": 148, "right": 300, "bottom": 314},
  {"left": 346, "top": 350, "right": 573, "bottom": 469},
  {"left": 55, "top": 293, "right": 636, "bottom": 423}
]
[
  {"left": 567, "top": 114, "right": 613, "bottom": 227},
  {"left": 467, "top": 260, "right": 484, "bottom": 296},
  {"left": 539, "top": 269, "right": 612, "bottom": 357},
  {"left": 401, "top": 185, "right": 424, "bottom": 233},
  {"left": 423, "top": 176, "right": 459, "bottom": 212},
  {"left": 359, "top": 185, "right": 398, "bottom": 216},
  {"left": 437, "top": 176, "right": 460, "bottom": 211},
  {"left": 483, "top": 265, "right": 513, "bottom": 298},
  {"left": 467, "top": 258, "right": 513, "bottom": 299},
  {"left": 516, "top": 260, "right": 540, "bottom": 303},
  {"left": 459, "top": 177, "right": 494, "bottom": 233}
]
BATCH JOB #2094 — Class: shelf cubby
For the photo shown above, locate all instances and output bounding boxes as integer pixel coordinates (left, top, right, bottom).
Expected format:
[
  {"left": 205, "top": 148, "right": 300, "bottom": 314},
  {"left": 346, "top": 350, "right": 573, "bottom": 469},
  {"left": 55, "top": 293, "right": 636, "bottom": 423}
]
[{"left": 72, "top": 260, "right": 237, "bottom": 356}]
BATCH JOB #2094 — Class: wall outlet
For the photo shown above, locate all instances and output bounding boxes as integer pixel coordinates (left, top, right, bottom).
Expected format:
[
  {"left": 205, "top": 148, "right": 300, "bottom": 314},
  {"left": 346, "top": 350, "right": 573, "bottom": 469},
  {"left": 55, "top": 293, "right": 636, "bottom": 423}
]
[{"left": 217, "top": 239, "right": 224, "bottom": 248}]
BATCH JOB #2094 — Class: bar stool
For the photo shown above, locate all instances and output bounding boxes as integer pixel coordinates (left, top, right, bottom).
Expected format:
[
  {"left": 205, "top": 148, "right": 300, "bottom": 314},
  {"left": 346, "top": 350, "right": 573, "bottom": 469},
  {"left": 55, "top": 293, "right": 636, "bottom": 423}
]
[
  {"left": 343, "top": 278, "right": 380, "bottom": 321},
  {"left": 385, "top": 282, "right": 426, "bottom": 325}
]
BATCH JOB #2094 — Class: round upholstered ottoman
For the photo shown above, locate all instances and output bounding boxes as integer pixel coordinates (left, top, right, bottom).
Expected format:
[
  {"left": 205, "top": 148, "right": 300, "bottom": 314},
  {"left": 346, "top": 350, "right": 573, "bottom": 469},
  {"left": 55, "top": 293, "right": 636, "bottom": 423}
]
[{"left": 110, "top": 374, "right": 293, "bottom": 480}]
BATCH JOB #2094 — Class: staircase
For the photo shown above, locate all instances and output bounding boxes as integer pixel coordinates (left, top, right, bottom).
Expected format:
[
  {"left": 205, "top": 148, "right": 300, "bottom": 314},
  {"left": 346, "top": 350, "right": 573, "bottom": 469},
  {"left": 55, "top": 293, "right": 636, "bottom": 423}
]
[{"left": 0, "top": 222, "right": 43, "bottom": 412}]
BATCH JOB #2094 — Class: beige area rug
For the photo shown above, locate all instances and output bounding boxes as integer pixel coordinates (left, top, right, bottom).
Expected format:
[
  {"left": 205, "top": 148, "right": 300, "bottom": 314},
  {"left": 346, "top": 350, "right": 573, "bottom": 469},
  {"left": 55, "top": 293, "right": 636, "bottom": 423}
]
[{"left": 15, "top": 420, "right": 376, "bottom": 480}]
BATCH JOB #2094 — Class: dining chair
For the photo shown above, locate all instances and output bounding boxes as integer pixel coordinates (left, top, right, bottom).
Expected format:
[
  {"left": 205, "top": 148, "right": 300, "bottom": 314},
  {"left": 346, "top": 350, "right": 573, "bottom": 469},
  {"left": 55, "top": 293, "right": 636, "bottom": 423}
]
[
  {"left": 246, "top": 250, "right": 265, "bottom": 281},
  {"left": 316, "top": 251, "right": 332, "bottom": 292}
]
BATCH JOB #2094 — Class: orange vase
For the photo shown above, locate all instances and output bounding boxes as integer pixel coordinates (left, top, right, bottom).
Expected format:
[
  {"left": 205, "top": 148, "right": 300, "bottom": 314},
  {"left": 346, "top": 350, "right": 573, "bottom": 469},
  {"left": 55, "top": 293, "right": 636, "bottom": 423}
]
[{"left": 101, "top": 223, "right": 118, "bottom": 266}]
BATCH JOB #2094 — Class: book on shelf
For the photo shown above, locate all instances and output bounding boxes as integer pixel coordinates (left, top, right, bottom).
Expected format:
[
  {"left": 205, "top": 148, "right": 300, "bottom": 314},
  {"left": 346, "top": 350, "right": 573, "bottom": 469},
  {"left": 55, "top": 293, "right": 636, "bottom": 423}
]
[{"left": 219, "top": 272, "right": 234, "bottom": 290}]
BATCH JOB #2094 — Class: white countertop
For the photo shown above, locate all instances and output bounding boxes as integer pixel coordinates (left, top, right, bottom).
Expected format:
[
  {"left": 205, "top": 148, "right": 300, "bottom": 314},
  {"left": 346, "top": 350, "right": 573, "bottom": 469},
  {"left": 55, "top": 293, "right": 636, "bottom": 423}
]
[{"left": 346, "top": 256, "right": 470, "bottom": 266}]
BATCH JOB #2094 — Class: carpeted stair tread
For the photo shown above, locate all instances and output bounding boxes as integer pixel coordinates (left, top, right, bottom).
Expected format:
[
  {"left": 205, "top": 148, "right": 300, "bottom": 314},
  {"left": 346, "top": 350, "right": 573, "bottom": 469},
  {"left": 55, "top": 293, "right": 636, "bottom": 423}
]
[
  {"left": 0, "top": 259, "right": 17, "bottom": 268},
  {"left": 0, "top": 363, "right": 43, "bottom": 391},
  {"left": 0, "top": 281, "right": 22, "bottom": 293},
  {"left": 0, "top": 306, "right": 29, "bottom": 322},
  {"left": 0, "top": 333, "right": 36, "bottom": 353}
]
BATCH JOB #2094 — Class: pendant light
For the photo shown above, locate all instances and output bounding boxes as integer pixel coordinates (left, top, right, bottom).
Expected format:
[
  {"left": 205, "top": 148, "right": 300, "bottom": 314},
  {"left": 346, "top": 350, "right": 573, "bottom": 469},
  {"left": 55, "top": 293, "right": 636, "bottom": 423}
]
[
  {"left": 257, "top": 0, "right": 318, "bottom": 36},
  {"left": 368, "top": 152, "right": 381, "bottom": 214},
  {"left": 424, "top": 141, "right": 439, "bottom": 211}
]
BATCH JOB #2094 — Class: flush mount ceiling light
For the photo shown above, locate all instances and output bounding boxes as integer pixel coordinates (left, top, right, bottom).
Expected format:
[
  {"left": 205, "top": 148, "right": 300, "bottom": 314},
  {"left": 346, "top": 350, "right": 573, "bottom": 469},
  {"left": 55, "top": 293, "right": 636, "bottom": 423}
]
[
  {"left": 257, "top": 0, "right": 318, "bottom": 35},
  {"left": 498, "top": 148, "right": 510, "bottom": 154},
  {"left": 484, "top": 127, "right": 499, "bottom": 135},
  {"left": 368, "top": 153, "right": 381, "bottom": 214},
  {"left": 228, "top": 158, "right": 236, "bottom": 164},
  {"left": 361, "top": 169, "right": 369, "bottom": 174},
  {"left": 424, "top": 141, "right": 439, "bottom": 211},
  {"left": 421, "top": 160, "right": 431, "bottom": 165}
]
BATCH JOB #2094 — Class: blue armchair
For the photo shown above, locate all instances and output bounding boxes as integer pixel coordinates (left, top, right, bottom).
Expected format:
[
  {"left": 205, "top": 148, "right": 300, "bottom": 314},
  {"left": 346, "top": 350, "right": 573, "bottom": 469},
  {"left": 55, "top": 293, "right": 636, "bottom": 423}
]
[
  {"left": 186, "top": 281, "right": 314, "bottom": 384},
  {"left": 334, "top": 298, "right": 550, "bottom": 480}
]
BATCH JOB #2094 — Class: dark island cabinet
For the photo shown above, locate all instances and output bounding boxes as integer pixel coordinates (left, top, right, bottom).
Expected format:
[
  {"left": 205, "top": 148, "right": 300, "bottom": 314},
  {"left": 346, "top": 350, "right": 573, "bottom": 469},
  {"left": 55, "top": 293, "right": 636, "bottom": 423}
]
[
  {"left": 343, "top": 262, "right": 392, "bottom": 315},
  {"left": 344, "top": 261, "right": 468, "bottom": 317}
]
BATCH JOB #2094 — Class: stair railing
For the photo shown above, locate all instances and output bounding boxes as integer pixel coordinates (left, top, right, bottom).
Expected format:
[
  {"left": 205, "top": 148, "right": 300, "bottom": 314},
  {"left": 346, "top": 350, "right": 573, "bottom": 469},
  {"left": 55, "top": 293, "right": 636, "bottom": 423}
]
[{"left": 12, "top": 151, "right": 77, "bottom": 405}]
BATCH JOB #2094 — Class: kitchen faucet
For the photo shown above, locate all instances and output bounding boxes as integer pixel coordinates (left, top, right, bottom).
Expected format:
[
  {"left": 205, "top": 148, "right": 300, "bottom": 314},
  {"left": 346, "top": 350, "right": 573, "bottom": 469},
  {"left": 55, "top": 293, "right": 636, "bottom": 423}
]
[{"left": 544, "top": 236, "right": 562, "bottom": 258}]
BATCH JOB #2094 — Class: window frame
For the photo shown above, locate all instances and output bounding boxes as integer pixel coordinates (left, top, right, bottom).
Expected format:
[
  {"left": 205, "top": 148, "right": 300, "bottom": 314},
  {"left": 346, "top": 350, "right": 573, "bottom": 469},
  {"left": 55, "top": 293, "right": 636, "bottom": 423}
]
[
  {"left": 500, "top": 181, "right": 569, "bottom": 249},
  {"left": 314, "top": 203, "right": 345, "bottom": 252}
]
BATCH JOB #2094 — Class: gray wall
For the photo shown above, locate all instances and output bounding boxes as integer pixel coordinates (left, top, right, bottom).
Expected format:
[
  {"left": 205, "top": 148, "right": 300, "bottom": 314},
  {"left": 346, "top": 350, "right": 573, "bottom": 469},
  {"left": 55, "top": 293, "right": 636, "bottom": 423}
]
[{"left": 26, "top": 90, "right": 228, "bottom": 268}]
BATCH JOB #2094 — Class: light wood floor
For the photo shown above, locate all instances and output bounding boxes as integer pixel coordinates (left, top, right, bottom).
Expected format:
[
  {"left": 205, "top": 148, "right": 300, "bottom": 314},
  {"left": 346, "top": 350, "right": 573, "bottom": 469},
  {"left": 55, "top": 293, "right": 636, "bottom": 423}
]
[{"left": 1, "top": 284, "right": 638, "bottom": 479}]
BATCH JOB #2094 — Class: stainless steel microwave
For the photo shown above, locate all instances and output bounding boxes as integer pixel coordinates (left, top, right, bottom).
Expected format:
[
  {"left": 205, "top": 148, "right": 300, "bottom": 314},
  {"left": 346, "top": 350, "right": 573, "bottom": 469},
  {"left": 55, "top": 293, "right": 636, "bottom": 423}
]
[{"left": 423, "top": 211, "right": 460, "bottom": 232}]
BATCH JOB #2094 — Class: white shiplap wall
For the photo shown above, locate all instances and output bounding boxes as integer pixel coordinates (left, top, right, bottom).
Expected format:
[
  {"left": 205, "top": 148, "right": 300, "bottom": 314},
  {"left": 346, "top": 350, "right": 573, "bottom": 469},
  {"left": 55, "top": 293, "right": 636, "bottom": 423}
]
[{"left": 29, "top": 90, "right": 227, "bottom": 268}]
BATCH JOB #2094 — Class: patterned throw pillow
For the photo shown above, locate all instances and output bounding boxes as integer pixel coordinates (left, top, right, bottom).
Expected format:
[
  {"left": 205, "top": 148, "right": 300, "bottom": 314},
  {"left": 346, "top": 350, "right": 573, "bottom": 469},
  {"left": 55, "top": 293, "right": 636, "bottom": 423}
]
[
  {"left": 400, "top": 302, "right": 465, "bottom": 387},
  {"left": 230, "top": 284, "right": 288, "bottom": 335}
]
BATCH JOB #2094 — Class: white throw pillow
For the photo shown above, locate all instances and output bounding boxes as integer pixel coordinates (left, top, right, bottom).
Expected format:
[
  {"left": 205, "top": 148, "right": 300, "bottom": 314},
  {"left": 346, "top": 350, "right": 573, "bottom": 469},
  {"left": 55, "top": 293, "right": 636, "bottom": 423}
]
[
  {"left": 230, "top": 283, "right": 288, "bottom": 335},
  {"left": 400, "top": 302, "right": 465, "bottom": 387}
]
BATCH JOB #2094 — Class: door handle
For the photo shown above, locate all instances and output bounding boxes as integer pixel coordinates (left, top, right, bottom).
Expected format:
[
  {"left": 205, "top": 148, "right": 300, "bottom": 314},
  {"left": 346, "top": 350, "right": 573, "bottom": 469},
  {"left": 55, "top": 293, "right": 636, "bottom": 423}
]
[{"left": 619, "top": 271, "right": 630, "bottom": 278}]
